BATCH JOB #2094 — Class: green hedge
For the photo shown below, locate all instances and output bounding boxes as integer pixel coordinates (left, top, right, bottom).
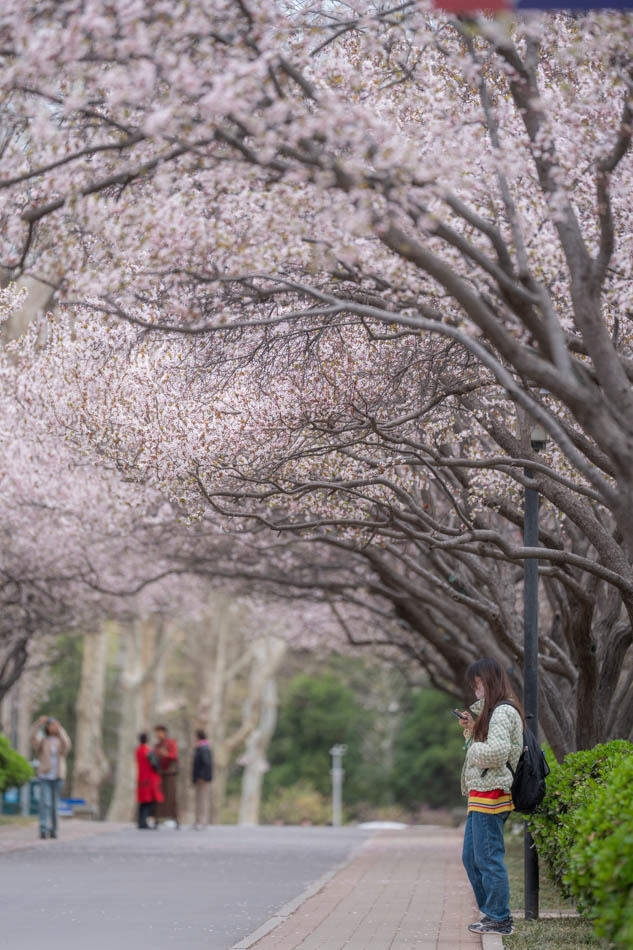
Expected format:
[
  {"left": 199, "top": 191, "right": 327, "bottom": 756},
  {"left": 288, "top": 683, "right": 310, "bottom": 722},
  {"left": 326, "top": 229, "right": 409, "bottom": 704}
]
[
  {"left": 0, "top": 735, "right": 34, "bottom": 793},
  {"left": 529, "top": 739, "right": 633, "bottom": 947},
  {"left": 566, "top": 752, "right": 633, "bottom": 946},
  {"left": 529, "top": 740, "right": 633, "bottom": 897}
]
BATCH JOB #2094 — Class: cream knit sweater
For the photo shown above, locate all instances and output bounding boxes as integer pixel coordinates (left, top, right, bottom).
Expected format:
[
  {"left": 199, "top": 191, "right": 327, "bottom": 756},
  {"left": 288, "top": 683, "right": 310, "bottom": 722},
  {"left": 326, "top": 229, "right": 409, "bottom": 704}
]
[{"left": 461, "top": 700, "right": 523, "bottom": 797}]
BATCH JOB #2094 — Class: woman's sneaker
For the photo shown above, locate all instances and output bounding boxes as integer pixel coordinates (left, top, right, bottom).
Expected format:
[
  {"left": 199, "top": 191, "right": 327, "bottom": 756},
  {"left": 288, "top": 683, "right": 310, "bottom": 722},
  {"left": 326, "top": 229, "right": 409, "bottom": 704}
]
[{"left": 468, "top": 916, "right": 514, "bottom": 935}]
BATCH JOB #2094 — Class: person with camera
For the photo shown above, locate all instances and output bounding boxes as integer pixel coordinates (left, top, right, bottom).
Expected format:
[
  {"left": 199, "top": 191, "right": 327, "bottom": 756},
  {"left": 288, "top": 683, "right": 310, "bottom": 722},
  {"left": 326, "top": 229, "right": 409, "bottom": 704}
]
[{"left": 30, "top": 715, "right": 72, "bottom": 840}]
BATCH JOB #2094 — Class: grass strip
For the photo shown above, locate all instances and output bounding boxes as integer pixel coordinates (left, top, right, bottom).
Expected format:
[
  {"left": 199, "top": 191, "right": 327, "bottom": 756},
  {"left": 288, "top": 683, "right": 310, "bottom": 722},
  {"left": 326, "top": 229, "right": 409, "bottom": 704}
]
[
  {"left": 0, "top": 815, "right": 37, "bottom": 827},
  {"left": 505, "top": 917, "right": 612, "bottom": 948}
]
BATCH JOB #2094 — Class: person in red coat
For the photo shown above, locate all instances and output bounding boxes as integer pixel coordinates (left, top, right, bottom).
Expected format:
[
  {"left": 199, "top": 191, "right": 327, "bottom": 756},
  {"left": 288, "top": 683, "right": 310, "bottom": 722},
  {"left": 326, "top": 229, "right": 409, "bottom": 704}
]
[{"left": 136, "top": 732, "right": 163, "bottom": 829}]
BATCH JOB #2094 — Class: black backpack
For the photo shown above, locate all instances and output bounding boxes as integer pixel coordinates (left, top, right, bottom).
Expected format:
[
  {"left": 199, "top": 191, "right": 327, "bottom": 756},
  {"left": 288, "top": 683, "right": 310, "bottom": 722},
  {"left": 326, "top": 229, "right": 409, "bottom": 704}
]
[{"left": 490, "top": 702, "right": 550, "bottom": 814}]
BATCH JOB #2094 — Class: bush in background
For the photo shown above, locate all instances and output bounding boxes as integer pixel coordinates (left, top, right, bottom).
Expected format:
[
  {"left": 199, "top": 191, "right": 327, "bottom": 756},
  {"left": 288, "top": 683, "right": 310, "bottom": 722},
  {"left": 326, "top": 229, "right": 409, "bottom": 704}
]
[
  {"left": 264, "top": 673, "right": 470, "bottom": 818},
  {"left": 0, "top": 735, "right": 34, "bottom": 793},
  {"left": 261, "top": 782, "right": 332, "bottom": 825},
  {"left": 348, "top": 801, "right": 412, "bottom": 824},
  {"left": 264, "top": 673, "right": 369, "bottom": 803},
  {"left": 565, "top": 752, "right": 633, "bottom": 947},
  {"left": 529, "top": 739, "right": 633, "bottom": 897},
  {"left": 393, "top": 688, "right": 466, "bottom": 809}
]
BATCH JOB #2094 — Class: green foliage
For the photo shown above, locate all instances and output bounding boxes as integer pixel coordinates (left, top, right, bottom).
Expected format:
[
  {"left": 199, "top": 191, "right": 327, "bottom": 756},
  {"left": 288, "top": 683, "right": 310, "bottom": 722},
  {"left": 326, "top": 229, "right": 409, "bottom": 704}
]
[
  {"left": 265, "top": 673, "right": 468, "bottom": 815},
  {"left": 565, "top": 753, "right": 633, "bottom": 947},
  {"left": 261, "top": 782, "right": 332, "bottom": 825},
  {"left": 529, "top": 740, "right": 633, "bottom": 897},
  {"left": 0, "top": 735, "right": 34, "bottom": 793},
  {"left": 264, "top": 673, "right": 368, "bottom": 801},
  {"left": 392, "top": 688, "right": 466, "bottom": 809}
]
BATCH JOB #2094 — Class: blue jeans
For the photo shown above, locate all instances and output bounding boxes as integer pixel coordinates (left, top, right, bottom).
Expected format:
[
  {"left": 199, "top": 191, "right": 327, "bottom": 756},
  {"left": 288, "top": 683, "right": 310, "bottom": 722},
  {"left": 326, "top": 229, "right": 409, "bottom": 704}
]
[
  {"left": 462, "top": 810, "right": 511, "bottom": 921},
  {"left": 39, "top": 779, "right": 62, "bottom": 835}
]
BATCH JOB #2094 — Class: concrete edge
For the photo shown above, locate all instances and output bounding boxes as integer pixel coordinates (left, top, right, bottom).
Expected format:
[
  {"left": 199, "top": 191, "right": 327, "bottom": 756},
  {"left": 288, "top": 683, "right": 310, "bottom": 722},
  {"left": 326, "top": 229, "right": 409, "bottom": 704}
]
[
  {"left": 482, "top": 934, "right": 504, "bottom": 950},
  {"left": 228, "top": 835, "right": 374, "bottom": 950},
  {"left": 511, "top": 909, "right": 580, "bottom": 918}
]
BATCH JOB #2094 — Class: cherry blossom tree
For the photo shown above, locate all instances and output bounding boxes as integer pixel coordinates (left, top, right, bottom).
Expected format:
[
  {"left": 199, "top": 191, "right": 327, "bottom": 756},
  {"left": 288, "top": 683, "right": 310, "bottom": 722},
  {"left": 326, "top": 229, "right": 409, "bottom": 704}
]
[
  {"left": 0, "top": 2, "right": 631, "bottom": 531},
  {"left": 0, "top": 319, "right": 215, "bottom": 699},
  {"left": 1, "top": 2, "right": 632, "bottom": 753},
  {"left": 12, "top": 306, "right": 630, "bottom": 756}
]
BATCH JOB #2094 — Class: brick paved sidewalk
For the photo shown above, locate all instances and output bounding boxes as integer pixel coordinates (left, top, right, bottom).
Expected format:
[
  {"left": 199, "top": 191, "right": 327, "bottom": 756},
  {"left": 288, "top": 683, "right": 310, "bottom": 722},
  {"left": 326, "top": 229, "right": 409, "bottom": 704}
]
[
  {"left": 237, "top": 826, "right": 482, "bottom": 950},
  {"left": 0, "top": 818, "right": 127, "bottom": 854}
]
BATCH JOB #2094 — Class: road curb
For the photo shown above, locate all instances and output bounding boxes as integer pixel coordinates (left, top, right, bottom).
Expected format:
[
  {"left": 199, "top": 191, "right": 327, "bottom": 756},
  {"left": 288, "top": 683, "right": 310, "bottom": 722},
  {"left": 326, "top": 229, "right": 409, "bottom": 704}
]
[
  {"left": 482, "top": 933, "right": 504, "bottom": 950},
  {"left": 228, "top": 835, "right": 373, "bottom": 950}
]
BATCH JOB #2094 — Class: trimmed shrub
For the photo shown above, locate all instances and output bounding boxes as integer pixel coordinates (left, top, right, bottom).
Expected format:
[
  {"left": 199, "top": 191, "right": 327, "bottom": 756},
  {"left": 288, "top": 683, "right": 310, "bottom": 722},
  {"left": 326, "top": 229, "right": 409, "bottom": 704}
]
[
  {"left": 261, "top": 782, "right": 332, "bottom": 825},
  {"left": 0, "top": 735, "right": 34, "bottom": 793},
  {"left": 565, "top": 752, "right": 633, "bottom": 947},
  {"left": 529, "top": 740, "right": 633, "bottom": 897}
]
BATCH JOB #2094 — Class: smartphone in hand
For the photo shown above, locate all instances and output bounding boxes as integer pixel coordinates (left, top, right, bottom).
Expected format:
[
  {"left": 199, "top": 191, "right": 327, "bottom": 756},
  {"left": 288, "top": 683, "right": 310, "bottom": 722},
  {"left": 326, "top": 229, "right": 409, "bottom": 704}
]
[{"left": 451, "top": 708, "right": 466, "bottom": 719}]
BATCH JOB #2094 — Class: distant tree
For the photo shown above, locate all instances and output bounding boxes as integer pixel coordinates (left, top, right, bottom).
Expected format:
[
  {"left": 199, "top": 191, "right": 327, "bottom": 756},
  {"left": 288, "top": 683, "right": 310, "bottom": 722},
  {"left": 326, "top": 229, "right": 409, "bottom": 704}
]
[
  {"left": 3, "top": 4, "right": 633, "bottom": 754},
  {"left": 264, "top": 673, "right": 368, "bottom": 803},
  {"left": 393, "top": 690, "right": 466, "bottom": 810}
]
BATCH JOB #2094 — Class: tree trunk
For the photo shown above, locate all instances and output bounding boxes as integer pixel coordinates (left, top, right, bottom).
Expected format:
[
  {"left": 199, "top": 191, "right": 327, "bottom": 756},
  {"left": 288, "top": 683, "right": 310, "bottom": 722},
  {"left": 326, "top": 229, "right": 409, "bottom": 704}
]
[
  {"left": 205, "top": 606, "right": 230, "bottom": 823},
  {"left": 239, "top": 637, "right": 287, "bottom": 825},
  {"left": 1, "top": 274, "right": 54, "bottom": 344},
  {"left": 72, "top": 628, "right": 110, "bottom": 813},
  {"left": 107, "top": 618, "right": 168, "bottom": 822}
]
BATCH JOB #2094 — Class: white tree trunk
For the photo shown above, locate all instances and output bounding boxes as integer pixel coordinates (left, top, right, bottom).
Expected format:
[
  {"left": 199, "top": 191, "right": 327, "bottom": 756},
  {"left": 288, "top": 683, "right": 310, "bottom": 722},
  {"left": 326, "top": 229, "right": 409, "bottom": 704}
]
[
  {"left": 107, "top": 618, "right": 168, "bottom": 822},
  {"left": 71, "top": 628, "right": 110, "bottom": 811},
  {"left": 192, "top": 597, "right": 258, "bottom": 824},
  {"left": 206, "top": 607, "right": 230, "bottom": 824},
  {"left": 1, "top": 274, "right": 54, "bottom": 343},
  {"left": 15, "top": 672, "right": 35, "bottom": 760},
  {"left": 239, "top": 637, "right": 287, "bottom": 826},
  {"left": 107, "top": 622, "right": 142, "bottom": 823}
]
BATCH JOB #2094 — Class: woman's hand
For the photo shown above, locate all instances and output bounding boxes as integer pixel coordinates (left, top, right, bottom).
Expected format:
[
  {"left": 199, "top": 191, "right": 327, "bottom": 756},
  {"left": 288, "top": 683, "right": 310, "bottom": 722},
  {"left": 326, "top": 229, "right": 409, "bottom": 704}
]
[{"left": 459, "top": 711, "right": 475, "bottom": 737}]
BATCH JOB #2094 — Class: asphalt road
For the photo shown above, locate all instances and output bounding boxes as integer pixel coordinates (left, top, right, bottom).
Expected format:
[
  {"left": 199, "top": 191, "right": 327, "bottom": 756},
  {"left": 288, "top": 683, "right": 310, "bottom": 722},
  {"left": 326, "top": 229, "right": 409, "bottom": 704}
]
[{"left": 1, "top": 824, "right": 370, "bottom": 950}]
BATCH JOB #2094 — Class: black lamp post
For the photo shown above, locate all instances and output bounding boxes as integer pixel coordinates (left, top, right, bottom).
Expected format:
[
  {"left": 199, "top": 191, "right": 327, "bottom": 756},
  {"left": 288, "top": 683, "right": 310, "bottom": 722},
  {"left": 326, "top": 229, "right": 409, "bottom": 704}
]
[{"left": 523, "top": 422, "right": 547, "bottom": 919}]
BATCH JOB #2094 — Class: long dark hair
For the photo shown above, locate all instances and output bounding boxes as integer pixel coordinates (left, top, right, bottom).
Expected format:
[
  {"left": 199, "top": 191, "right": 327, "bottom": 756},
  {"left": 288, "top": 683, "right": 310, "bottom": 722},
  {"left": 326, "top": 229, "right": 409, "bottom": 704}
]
[{"left": 466, "top": 657, "right": 525, "bottom": 742}]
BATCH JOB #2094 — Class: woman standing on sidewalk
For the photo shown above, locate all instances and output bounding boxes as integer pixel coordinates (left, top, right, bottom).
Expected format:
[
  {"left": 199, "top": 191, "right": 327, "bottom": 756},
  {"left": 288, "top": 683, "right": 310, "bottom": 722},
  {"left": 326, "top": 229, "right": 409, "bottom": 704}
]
[
  {"left": 30, "top": 715, "right": 72, "bottom": 840},
  {"left": 456, "top": 657, "right": 524, "bottom": 938}
]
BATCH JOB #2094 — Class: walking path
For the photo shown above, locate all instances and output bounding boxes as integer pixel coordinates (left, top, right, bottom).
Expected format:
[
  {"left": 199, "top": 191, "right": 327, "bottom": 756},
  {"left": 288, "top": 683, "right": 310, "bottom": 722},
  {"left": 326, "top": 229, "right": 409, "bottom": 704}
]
[
  {"left": 1, "top": 820, "right": 492, "bottom": 950},
  {"left": 233, "top": 825, "right": 484, "bottom": 950}
]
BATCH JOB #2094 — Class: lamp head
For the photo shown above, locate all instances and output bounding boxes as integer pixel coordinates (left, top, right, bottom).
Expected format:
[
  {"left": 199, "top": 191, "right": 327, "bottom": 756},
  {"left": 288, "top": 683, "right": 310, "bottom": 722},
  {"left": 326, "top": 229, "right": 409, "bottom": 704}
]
[{"left": 530, "top": 423, "right": 548, "bottom": 452}]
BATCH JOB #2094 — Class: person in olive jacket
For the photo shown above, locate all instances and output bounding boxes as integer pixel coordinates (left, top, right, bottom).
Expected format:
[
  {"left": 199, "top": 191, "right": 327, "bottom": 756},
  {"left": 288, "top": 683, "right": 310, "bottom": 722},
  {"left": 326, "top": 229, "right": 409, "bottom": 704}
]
[{"left": 192, "top": 729, "right": 213, "bottom": 829}]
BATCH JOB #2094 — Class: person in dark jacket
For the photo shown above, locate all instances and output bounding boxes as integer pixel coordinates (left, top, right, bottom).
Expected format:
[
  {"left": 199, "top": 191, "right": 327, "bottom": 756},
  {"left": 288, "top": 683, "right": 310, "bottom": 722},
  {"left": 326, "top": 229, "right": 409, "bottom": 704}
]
[{"left": 192, "top": 729, "right": 213, "bottom": 829}]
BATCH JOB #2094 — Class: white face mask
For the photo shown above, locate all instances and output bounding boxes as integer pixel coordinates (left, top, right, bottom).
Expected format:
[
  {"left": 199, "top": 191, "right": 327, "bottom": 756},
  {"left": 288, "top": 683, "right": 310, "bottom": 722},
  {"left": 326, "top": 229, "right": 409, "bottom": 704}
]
[{"left": 475, "top": 683, "right": 485, "bottom": 700}]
